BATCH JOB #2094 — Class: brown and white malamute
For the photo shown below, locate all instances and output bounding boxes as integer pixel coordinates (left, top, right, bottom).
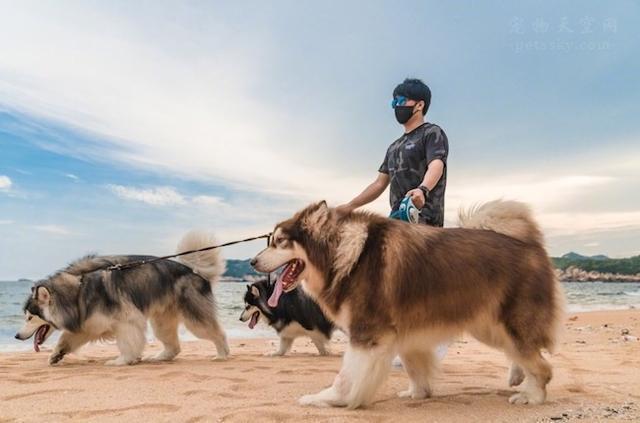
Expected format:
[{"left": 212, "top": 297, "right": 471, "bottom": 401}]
[{"left": 251, "top": 200, "right": 564, "bottom": 409}]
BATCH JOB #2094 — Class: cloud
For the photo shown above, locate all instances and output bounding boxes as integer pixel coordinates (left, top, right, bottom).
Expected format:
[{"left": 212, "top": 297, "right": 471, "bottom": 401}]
[
  {"left": 0, "top": 175, "right": 12, "bottom": 190},
  {"left": 192, "top": 195, "right": 225, "bottom": 207},
  {"left": 107, "top": 185, "right": 187, "bottom": 206},
  {"left": 584, "top": 242, "right": 600, "bottom": 248},
  {"left": 106, "top": 185, "right": 229, "bottom": 210},
  {"left": 32, "top": 225, "right": 72, "bottom": 236},
  {"left": 0, "top": 4, "right": 350, "bottom": 201},
  {"left": 0, "top": 219, "right": 14, "bottom": 225},
  {"left": 65, "top": 173, "right": 79, "bottom": 180}
]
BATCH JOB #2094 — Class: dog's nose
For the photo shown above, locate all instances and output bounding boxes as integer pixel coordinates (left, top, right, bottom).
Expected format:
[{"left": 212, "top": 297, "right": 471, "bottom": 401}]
[
  {"left": 250, "top": 257, "right": 257, "bottom": 267},
  {"left": 14, "top": 334, "right": 20, "bottom": 340}
]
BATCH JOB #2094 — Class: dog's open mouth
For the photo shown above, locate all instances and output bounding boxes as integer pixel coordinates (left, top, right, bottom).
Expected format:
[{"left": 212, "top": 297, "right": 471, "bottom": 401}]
[
  {"left": 267, "top": 259, "right": 305, "bottom": 307},
  {"left": 248, "top": 311, "right": 260, "bottom": 329},
  {"left": 33, "top": 324, "right": 50, "bottom": 352}
]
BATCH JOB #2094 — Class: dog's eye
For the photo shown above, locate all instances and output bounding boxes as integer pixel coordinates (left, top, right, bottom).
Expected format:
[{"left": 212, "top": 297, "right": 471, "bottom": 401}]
[{"left": 28, "top": 316, "right": 33, "bottom": 321}]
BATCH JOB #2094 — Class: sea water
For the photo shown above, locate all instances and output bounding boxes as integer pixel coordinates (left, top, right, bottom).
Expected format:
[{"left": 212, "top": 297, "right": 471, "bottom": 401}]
[{"left": 1, "top": 280, "right": 638, "bottom": 352}]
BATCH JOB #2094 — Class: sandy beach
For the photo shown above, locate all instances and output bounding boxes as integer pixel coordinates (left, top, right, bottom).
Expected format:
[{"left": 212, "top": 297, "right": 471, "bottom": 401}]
[{"left": 1, "top": 309, "right": 639, "bottom": 422}]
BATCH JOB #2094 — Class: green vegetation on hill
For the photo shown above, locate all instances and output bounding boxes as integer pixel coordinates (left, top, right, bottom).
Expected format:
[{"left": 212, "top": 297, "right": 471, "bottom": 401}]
[
  {"left": 223, "top": 253, "right": 640, "bottom": 280},
  {"left": 552, "top": 252, "right": 640, "bottom": 275},
  {"left": 224, "top": 259, "right": 261, "bottom": 278}
]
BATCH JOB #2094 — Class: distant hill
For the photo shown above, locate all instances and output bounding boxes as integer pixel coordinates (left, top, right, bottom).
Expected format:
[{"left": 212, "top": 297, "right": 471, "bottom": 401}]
[
  {"left": 224, "top": 259, "right": 262, "bottom": 279},
  {"left": 552, "top": 254, "right": 640, "bottom": 276},
  {"left": 222, "top": 254, "right": 640, "bottom": 281},
  {"left": 560, "top": 252, "right": 609, "bottom": 261}
]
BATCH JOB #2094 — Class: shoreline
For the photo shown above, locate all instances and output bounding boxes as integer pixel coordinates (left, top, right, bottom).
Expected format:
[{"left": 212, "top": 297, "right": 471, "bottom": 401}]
[
  {"left": 1, "top": 309, "right": 639, "bottom": 422},
  {"left": 2, "top": 307, "right": 638, "bottom": 354}
]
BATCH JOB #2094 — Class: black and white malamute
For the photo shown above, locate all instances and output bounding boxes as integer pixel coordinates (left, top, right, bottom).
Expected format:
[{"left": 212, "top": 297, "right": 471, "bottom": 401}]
[{"left": 239, "top": 278, "right": 335, "bottom": 356}]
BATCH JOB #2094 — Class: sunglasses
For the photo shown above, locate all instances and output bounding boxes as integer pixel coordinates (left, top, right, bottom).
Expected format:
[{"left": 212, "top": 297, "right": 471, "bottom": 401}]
[{"left": 391, "top": 96, "right": 408, "bottom": 109}]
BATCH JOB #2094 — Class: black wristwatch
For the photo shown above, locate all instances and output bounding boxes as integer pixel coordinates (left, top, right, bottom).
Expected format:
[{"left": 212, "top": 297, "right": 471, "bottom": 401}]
[{"left": 418, "top": 185, "right": 430, "bottom": 200}]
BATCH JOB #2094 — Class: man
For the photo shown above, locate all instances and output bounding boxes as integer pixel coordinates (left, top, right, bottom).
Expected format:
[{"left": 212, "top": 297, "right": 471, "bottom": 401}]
[
  {"left": 337, "top": 78, "right": 451, "bottom": 365},
  {"left": 336, "top": 78, "right": 449, "bottom": 226}
]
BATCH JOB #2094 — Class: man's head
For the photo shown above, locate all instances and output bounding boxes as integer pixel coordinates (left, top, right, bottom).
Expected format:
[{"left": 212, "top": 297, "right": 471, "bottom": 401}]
[{"left": 391, "top": 78, "right": 431, "bottom": 125}]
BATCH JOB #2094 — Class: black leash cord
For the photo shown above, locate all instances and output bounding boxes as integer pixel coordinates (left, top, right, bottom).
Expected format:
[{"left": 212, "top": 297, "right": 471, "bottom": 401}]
[
  {"left": 266, "top": 233, "right": 272, "bottom": 284},
  {"left": 107, "top": 233, "right": 272, "bottom": 272}
]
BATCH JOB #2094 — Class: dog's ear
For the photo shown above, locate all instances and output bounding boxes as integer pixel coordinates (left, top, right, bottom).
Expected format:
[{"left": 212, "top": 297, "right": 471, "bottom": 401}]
[
  {"left": 251, "top": 285, "right": 260, "bottom": 297},
  {"left": 35, "top": 286, "right": 51, "bottom": 305},
  {"left": 302, "top": 201, "right": 330, "bottom": 236},
  {"left": 246, "top": 284, "right": 251, "bottom": 291}
]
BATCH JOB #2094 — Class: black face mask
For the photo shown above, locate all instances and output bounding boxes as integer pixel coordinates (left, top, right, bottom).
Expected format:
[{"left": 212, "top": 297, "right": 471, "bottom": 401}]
[{"left": 394, "top": 105, "right": 418, "bottom": 124}]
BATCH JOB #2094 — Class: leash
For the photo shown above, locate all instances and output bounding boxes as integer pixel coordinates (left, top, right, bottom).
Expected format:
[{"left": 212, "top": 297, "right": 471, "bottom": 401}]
[{"left": 107, "top": 233, "right": 272, "bottom": 272}]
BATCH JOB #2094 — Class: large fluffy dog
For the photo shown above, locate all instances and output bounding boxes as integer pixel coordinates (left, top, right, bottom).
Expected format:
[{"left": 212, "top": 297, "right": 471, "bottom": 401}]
[
  {"left": 16, "top": 231, "right": 229, "bottom": 365},
  {"left": 251, "top": 200, "right": 564, "bottom": 409},
  {"left": 239, "top": 279, "right": 335, "bottom": 356}
]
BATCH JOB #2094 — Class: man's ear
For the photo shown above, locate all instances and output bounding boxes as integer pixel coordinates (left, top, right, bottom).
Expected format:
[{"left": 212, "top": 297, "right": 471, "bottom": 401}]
[
  {"left": 251, "top": 286, "right": 260, "bottom": 297},
  {"left": 36, "top": 286, "right": 51, "bottom": 305}
]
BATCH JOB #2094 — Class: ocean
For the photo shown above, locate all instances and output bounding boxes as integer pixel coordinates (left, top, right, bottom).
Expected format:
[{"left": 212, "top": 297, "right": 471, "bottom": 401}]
[{"left": 1, "top": 280, "right": 639, "bottom": 352}]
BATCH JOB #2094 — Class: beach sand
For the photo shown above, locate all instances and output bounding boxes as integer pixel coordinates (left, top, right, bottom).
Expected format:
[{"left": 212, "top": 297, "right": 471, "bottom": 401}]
[{"left": 1, "top": 310, "right": 639, "bottom": 422}]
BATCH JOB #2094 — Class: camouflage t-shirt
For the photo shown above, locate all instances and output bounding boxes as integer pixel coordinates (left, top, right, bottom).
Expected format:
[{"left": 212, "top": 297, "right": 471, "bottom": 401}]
[{"left": 378, "top": 122, "right": 449, "bottom": 227}]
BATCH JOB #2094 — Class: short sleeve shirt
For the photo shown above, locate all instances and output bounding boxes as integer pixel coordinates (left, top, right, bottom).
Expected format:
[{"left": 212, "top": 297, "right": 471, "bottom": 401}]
[{"left": 379, "top": 122, "right": 449, "bottom": 227}]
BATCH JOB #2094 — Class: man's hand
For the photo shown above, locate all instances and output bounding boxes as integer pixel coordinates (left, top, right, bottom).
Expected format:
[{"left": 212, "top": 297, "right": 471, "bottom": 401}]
[
  {"left": 406, "top": 188, "right": 426, "bottom": 209},
  {"left": 335, "top": 204, "right": 355, "bottom": 218}
]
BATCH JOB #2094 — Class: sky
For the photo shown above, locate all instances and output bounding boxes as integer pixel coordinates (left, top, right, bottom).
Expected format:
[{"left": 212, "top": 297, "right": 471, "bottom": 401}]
[{"left": 1, "top": 1, "right": 639, "bottom": 279}]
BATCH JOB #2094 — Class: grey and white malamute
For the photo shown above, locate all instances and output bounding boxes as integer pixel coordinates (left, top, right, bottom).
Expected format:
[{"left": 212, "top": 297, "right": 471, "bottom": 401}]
[
  {"left": 16, "top": 231, "right": 229, "bottom": 366},
  {"left": 251, "top": 200, "right": 564, "bottom": 409}
]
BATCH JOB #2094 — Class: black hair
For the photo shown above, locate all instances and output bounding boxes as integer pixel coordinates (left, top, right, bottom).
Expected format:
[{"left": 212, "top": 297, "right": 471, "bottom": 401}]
[{"left": 392, "top": 78, "right": 431, "bottom": 115}]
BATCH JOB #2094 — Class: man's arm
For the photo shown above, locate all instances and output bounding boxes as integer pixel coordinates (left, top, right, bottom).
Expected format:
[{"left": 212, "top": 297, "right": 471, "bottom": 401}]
[
  {"left": 406, "top": 159, "right": 444, "bottom": 208},
  {"left": 335, "top": 172, "right": 390, "bottom": 216}
]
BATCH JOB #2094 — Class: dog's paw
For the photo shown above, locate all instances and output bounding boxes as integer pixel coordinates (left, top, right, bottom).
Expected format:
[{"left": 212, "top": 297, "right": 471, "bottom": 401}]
[
  {"left": 48, "top": 352, "right": 65, "bottom": 366},
  {"left": 299, "top": 394, "right": 330, "bottom": 408},
  {"left": 146, "top": 350, "right": 179, "bottom": 362},
  {"left": 105, "top": 356, "right": 138, "bottom": 366},
  {"left": 397, "top": 387, "right": 431, "bottom": 399},
  {"left": 508, "top": 391, "right": 545, "bottom": 405},
  {"left": 212, "top": 354, "right": 228, "bottom": 361},
  {"left": 508, "top": 366, "right": 525, "bottom": 387},
  {"left": 265, "top": 351, "right": 285, "bottom": 357}
]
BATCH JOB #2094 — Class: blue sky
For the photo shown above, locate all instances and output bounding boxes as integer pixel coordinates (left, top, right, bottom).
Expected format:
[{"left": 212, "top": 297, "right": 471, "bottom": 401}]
[{"left": 1, "top": 1, "right": 639, "bottom": 279}]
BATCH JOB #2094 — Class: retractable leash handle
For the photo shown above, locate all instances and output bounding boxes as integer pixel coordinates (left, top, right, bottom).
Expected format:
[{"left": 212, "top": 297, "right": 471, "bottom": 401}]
[{"left": 389, "top": 196, "right": 420, "bottom": 224}]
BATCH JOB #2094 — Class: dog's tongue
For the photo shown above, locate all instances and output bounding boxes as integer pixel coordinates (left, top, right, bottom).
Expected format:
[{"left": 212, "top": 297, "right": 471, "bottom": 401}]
[
  {"left": 248, "top": 312, "right": 259, "bottom": 329},
  {"left": 267, "top": 274, "right": 284, "bottom": 307},
  {"left": 33, "top": 325, "right": 47, "bottom": 353}
]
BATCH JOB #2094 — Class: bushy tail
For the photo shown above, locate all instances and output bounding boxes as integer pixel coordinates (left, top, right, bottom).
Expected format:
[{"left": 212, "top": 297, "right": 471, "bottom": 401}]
[
  {"left": 458, "top": 199, "right": 544, "bottom": 245},
  {"left": 176, "top": 230, "right": 225, "bottom": 284}
]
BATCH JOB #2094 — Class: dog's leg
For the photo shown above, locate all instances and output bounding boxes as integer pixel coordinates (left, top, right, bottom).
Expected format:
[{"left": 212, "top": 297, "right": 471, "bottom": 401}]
[
  {"left": 310, "top": 334, "right": 330, "bottom": 356},
  {"left": 299, "top": 338, "right": 395, "bottom": 409},
  {"left": 49, "top": 332, "right": 91, "bottom": 365},
  {"left": 267, "top": 336, "right": 293, "bottom": 356},
  {"left": 183, "top": 318, "right": 230, "bottom": 360},
  {"left": 509, "top": 362, "right": 525, "bottom": 387},
  {"left": 106, "top": 319, "right": 146, "bottom": 366},
  {"left": 148, "top": 313, "right": 181, "bottom": 362},
  {"left": 397, "top": 347, "right": 436, "bottom": 399},
  {"left": 508, "top": 351, "right": 552, "bottom": 405}
]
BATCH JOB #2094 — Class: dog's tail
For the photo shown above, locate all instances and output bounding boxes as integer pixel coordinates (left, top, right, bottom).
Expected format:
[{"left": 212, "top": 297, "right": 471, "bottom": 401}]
[
  {"left": 176, "top": 230, "right": 226, "bottom": 284},
  {"left": 458, "top": 199, "right": 544, "bottom": 245}
]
